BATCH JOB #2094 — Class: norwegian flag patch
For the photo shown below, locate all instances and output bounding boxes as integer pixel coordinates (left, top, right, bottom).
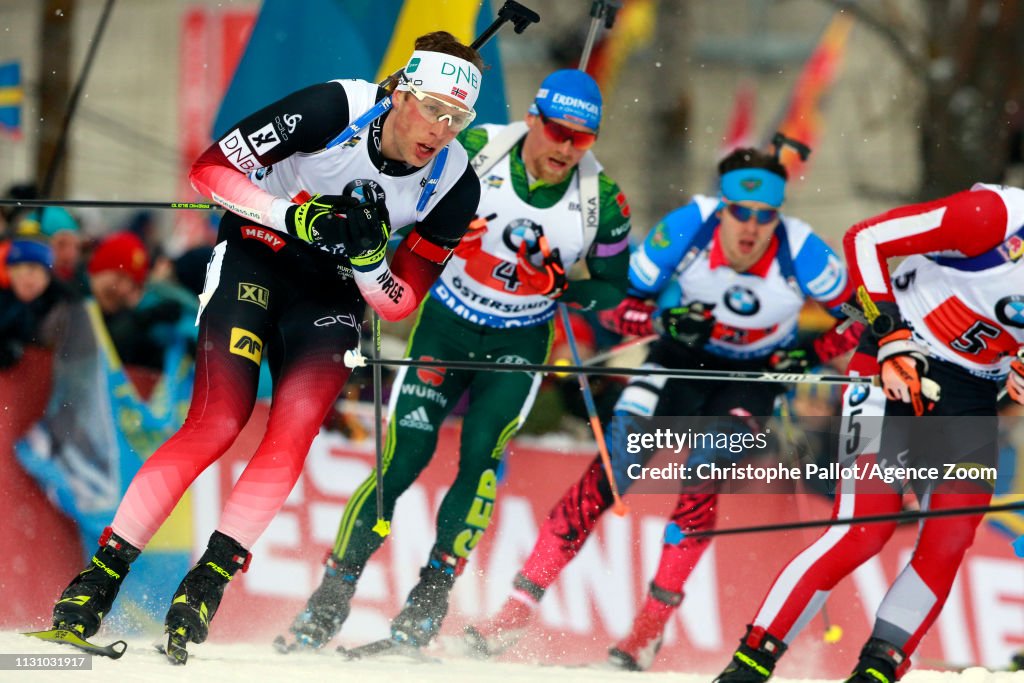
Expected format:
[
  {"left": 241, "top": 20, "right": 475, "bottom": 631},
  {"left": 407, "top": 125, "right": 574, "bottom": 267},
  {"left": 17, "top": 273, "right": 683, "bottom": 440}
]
[{"left": 451, "top": 87, "right": 468, "bottom": 100}]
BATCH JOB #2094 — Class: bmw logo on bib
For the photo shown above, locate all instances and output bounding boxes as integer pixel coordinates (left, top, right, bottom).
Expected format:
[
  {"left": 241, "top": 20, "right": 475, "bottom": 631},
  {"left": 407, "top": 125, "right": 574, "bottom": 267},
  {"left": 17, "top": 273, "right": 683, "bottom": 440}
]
[
  {"left": 995, "top": 295, "right": 1024, "bottom": 328},
  {"left": 343, "top": 178, "right": 385, "bottom": 204},
  {"left": 724, "top": 285, "right": 760, "bottom": 316},
  {"left": 847, "top": 383, "right": 870, "bottom": 407},
  {"left": 502, "top": 218, "right": 543, "bottom": 255}
]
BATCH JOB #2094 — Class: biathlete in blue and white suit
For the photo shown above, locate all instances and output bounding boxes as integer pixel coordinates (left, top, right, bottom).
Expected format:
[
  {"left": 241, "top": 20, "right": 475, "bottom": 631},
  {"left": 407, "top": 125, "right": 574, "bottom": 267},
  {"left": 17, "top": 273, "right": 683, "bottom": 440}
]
[{"left": 466, "top": 144, "right": 864, "bottom": 670}]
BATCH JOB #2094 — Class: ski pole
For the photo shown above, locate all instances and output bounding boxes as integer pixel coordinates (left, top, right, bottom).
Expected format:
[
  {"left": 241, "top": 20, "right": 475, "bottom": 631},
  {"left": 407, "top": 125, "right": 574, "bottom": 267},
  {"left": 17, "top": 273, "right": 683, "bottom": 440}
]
[
  {"left": 342, "top": 350, "right": 898, "bottom": 388},
  {"left": 369, "top": 311, "right": 390, "bottom": 538},
  {"left": 559, "top": 305, "right": 628, "bottom": 515},
  {"left": 677, "top": 501, "right": 1024, "bottom": 541},
  {"left": 521, "top": 2, "right": 628, "bottom": 517},
  {"left": 0, "top": 198, "right": 220, "bottom": 212}
]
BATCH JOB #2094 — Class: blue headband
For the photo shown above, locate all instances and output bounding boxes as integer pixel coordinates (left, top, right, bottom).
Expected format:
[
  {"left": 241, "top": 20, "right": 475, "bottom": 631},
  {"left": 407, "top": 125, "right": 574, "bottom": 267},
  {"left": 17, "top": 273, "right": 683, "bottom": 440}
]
[
  {"left": 720, "top": 168, "right": 786, "bottom": 207},
  {"left": 7, "top": 239, "right": 53, "bottom": 268}
]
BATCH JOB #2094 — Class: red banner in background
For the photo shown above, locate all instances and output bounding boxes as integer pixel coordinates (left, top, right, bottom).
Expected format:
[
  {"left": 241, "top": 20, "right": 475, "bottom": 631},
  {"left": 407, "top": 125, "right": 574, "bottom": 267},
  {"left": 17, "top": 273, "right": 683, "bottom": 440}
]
[
  {"left": 191, "top": 405, "right": 1022, "bottom": 678},
  {"left": 0, "top": 349, "right": 83, "bottom": 628},
  {"left": 175, "top": 7, "right": 256, "bottom": 250}
]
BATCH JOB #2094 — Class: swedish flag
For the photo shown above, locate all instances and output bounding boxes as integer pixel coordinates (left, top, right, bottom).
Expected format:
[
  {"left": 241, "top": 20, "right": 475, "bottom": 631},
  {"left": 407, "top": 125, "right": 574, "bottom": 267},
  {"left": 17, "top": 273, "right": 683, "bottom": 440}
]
[
  {"left": 213, "top": 0, "right": 508, "bottom": 138},
  {"left": 0, "top": 61, "right": 22, "bottom": 138}
]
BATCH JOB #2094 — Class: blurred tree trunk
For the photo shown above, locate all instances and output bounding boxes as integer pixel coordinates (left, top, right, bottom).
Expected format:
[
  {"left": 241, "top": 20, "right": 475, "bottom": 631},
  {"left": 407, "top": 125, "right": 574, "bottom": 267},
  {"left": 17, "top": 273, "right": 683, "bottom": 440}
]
[
  {"left": 832, "top": 0, "right": 1023, "bottom": 199},
  {"left": 36, "top": 0, "right": 74, "bottom": 197},
  {"left": 919, "top": 0, "right": 1022, "bottom": 198}
]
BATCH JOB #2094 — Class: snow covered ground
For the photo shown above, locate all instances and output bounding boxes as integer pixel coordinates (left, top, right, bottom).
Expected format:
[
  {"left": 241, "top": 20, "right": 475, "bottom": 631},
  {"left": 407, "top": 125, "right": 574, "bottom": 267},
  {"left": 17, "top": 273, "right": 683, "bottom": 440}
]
[{"left": 1, "top": 632, "right": 1021, "bottom": 683}]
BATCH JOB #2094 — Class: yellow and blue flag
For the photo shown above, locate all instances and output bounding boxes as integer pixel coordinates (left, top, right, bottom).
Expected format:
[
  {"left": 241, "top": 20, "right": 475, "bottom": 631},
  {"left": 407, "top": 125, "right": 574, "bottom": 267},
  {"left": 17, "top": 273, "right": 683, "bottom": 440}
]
[
  {"left": 0, "top": 61, "right": 22, "bottom": 138},
  {"left": 214, "top": 0, "right": 509, "bottom": 138},
  {"left": 15, "top": 300, "right": 195, "bottom": 630}
]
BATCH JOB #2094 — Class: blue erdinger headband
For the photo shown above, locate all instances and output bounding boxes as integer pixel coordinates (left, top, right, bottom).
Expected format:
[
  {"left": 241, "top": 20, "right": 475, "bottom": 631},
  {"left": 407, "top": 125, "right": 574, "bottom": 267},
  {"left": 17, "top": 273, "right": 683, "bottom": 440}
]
[{"left": 720, "top": 168, "right": 786, "bottom": 207}]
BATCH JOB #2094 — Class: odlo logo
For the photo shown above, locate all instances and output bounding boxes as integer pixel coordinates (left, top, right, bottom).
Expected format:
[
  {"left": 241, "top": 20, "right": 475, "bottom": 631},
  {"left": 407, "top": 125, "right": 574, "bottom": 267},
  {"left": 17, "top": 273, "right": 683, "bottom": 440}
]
[{"left": 230, "top": 327, "right": 263, "bottom": 365}]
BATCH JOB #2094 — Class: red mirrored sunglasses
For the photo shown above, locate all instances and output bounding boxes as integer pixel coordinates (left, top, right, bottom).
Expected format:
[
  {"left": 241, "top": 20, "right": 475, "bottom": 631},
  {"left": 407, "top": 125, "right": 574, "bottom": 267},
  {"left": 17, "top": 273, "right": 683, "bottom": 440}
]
[{"left": 536, "top": 110, "right": 598, "bottom": 150}]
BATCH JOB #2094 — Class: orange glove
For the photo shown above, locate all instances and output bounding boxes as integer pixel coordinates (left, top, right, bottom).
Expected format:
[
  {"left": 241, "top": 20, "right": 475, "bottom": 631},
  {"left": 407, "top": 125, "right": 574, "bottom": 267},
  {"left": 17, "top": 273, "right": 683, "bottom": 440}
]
[
  {"left": 877, "top": 329, "right": 933, "bottom": 415},
  {"left": 515, "top": 234, "right": 568, "bottom": 298},
  {"left": 454, "top": 213, "right": 495, "bottom": 259},
  {"left": 1008, "top": 351, "right": 1024, "bottom": 405}
]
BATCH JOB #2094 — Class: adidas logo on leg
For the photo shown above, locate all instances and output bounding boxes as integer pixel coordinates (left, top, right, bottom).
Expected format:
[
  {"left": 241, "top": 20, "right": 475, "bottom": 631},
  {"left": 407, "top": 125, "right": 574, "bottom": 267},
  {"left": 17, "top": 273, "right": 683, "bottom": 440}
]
[{"left": 399, "top": 406, "right": 434, "bottom": 432}]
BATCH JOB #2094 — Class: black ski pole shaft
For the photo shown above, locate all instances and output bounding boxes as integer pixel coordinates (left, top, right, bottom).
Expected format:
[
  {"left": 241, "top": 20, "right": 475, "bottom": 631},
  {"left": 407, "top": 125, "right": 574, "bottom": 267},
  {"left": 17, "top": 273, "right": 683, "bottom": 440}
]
[
  {"left": 0, "top": 198, "right": 219, "bottom": 211},
  {"left": 684, "top": 501, "right": 1024, "bottom": 540},
  {"left": 559, "top": 305, "right": 629, "bottom": 515},
  {"left": 345, "top": 352, "right": 875, "bottom": 387},
  {"left": 369, "top": 312, "right": 390, "bottom": 538}
]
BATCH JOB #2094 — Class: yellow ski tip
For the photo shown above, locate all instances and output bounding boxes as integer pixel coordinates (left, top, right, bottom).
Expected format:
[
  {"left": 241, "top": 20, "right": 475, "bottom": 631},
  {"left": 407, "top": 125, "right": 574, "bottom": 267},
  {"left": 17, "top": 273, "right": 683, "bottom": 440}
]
[
  {"left": 824, "top": 624, "right": 844, "bottom": 643},
  {"left": 372, "top": 519, "right": 391, "bottom": 538}
]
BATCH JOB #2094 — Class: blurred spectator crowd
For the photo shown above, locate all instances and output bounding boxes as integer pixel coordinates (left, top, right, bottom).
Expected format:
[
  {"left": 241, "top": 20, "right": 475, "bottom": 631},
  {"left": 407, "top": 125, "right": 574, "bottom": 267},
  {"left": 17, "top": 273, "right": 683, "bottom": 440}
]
[{"left": 0, "top": 182, "right": 212, "bottom": 376}]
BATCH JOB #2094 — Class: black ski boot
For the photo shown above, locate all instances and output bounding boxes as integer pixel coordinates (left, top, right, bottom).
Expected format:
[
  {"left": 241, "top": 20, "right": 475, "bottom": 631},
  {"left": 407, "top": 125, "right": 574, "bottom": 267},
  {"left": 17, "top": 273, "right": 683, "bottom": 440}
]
[
  {"left": 287, "top": 554, "right": 360, "bottom": 649},
  {"left": 714, "top": 625, "right": 788, "bottom": 682},
  {"left": 845, "top": 638, "right": 908, "bottom": 683},
  {"left": 52, "top": 528, "right": 141, "bottom": 638},
  {"left": 163, "top": 531, "right": 250, "bottom": 664},
  {"left": 390, "top": 548, "right": 466, "bottom": 648}
]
